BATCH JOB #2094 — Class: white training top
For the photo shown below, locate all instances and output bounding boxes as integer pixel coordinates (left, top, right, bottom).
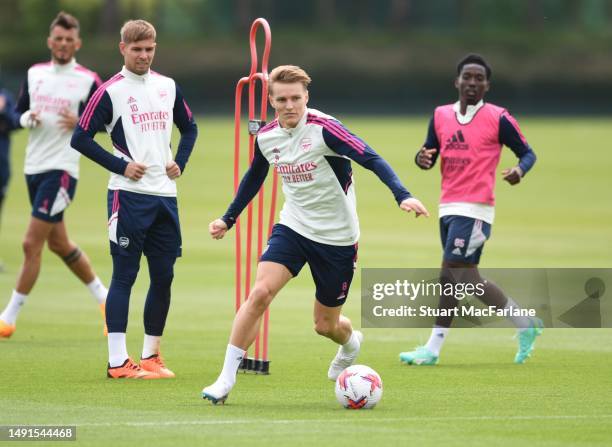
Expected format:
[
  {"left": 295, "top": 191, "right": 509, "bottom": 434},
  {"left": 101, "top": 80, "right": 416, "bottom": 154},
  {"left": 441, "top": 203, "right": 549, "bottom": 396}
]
[
  {"left": 257, "top": 109, "right": 360, "bottom": 245},
  {"left": 78, "top": 67, "right": 182, "bottom": 196},
  {"left": 225, "top": 108, "right": 411, "bottom": 246},
  {"left": 18, "top": 59, "right": 100, "bottom": 178}
]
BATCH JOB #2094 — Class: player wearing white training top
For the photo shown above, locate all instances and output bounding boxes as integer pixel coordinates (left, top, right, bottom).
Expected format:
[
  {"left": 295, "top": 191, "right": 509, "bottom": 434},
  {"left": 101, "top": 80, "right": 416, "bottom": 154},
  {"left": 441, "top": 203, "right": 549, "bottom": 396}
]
[
  {"left": 202, "top": 65, "right": 429, "bottom": 404},
  {"left": 71, "top": 20, "right": 198, "bottom": 379},
  {"left": 0, "top": 12, "right": 109, "bottom": 339}
]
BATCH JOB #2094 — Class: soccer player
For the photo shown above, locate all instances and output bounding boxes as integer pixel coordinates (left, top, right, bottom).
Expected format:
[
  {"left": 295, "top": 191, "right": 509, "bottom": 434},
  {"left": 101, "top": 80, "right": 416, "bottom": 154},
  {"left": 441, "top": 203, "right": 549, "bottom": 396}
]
[
  {"left": 71, "top": 20, "right": 197, "bottom": 379},
  {"left": 202, "top": 65, "right": 429, "bottom": 404},
  {"left": 399, "top": 54, "right": 541, "bottom": 366},
  {"left": 0, "top": 85, "right": 19, "bottom": 271},
  {"left": 0, "top": 12, "right": 108, "bottom": 339}
]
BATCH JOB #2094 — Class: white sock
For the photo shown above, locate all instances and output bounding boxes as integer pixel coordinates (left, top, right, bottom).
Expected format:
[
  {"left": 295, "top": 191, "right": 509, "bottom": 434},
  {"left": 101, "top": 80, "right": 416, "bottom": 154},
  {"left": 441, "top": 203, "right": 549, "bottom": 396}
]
[
  {"left": 341, "top": 330, "right": 360, "bottom": 354},
  {"left": 504, "top": 297, "right": 532, "bottom": 331},
  {"left": 0, "top": 290, "right": 28, "bottom": 325},
  {"left": 425, "top": 326, "right": 449, "bottom": 356},
  {"left": 218, "top": 344, "right": 245, "bottom": 386},
  {"left": 142, "top": 334, "right": 161, "bottom": 359},
  {"left": 86, "top": 277, "right": 108, "bottom": 305},
  {"left": 107, "top": 332, "right": 129, "bottom": 367}
]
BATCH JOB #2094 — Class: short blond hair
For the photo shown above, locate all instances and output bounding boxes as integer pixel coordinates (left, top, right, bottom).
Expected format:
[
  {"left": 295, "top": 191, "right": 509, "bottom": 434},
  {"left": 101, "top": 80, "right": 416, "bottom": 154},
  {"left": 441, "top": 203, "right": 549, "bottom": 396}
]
[
  {"left": 269, "top": 65, "right": 311, "bottom": 93},
  {"left": 120, "top": 19, "right": 156, "bottom": 44}
]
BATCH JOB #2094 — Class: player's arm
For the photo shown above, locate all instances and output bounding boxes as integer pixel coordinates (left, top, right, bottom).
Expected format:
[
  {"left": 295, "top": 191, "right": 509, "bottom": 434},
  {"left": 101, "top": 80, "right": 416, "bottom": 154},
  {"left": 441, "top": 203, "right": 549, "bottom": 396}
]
[
  {"left": 499, "top": 113, "right": 537, "bottom": 186},
  {"left": 210, "top": 140, "right": 270, "bottom": 239},
  {"left": 70, "top": 90, "right": 135, "bottom": 178},
  {"left": 167, "top": 84, "right": 198, "bottom": 179},
  {"left": 415, "top": 116, "right": 440, "bottom": 169},
  {"left": 14, "top": 76, "right": 40, "bottom": 129},
  {"left": 322, "top": 122, "right": 429, "bottom": 217},
  {"left": 0, "top": 90, "right": 20, "bottom": 132}
]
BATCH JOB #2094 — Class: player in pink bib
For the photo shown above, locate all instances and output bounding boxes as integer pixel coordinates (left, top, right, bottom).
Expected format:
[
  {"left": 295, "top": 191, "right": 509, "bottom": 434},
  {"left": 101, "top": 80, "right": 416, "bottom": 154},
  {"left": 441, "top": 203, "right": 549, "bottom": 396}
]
[{"left": 399, "top": 54, "right": 542, "bottom": 366}]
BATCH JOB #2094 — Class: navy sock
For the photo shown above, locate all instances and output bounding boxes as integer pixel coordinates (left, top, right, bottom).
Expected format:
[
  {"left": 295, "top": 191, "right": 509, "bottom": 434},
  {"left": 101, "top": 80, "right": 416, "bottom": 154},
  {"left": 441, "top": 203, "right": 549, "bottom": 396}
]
[
  {"left": 106, "top": 254, "right": 141, "bottom": 333},
  {"left": 143, "top": 255, "right": 176, "bottom": 336}
]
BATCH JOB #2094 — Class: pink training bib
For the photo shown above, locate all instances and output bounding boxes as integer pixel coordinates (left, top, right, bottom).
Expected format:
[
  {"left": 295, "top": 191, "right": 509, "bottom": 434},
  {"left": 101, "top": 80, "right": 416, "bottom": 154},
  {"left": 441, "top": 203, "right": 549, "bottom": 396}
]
[{"left": 434, "top": 103, "right": 508, "bottom": 206}]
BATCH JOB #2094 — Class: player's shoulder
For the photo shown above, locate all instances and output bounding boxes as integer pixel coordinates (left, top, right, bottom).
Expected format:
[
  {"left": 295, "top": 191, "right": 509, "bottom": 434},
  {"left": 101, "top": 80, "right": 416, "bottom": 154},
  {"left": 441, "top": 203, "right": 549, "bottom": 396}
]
[
  {"left": 305, "top": 108, "right": 336, "bottom": 122},
  {"left": 27, "top": 61, "right": 52, "bottom": 75},
  {"left": 305, "top": 108, "right": 347, "bottom": 134},
  {"left": 74, "top": 63, "right": 103, "bottom": 86},
  {"left": 256, "top": 118, "right": 280, "bottom": 142},
  {"left": 150, "top": 70, "right": 176, "bottom": 87},
  {"left": 434, "top": 103, "right": 455, "bottom": 115},
  {"left": 483, "top": 102, "right": 507, "bottom": 116},
  {"left": 89, "top": 72, "right": 126, "bottom": 105}
]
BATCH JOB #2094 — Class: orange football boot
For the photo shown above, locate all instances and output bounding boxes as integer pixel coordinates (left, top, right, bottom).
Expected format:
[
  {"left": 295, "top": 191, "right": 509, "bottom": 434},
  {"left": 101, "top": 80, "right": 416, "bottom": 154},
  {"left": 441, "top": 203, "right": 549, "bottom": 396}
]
[
  {"left": 140, "top": 354, "right": 176, "bottom": 378},
  {"left": 107, "top": 358, "right": 160, "bottom": 379},
  {"left": 0, "top": 319, "right": 15, "bottom": 338}
]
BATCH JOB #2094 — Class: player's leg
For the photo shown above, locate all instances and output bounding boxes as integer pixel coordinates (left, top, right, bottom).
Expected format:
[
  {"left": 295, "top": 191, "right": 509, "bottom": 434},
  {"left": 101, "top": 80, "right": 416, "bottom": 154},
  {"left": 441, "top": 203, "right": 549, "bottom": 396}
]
[
  {"left": 0, "top": 216, "right": 53, "bottom": 337},
  {"left": 105, "top": 190, "right": 157, "bottom": 378},
  {"left": 1, "top": 172, "right": 60, "bottom": 337},
  {"left": 202, "top": 224, "right": 304, "bottom": 402},
  {"left": 47, "top": 221, "right": 108, "bottom": 325},
  {"left": 202, "top": 261, "right": 293, "bottom": 403},
  {"left": 303, "top": 238, "right": 361, "bottom": 380},
  {"left": 231, "top": 261, "right": 293, "bottom": 348},
  {"left": 105, "top": 253, "right": 158, "bottom": 378},
  {"left": 315, "top": 301, "right": 364, "bottom": 381},
  {"left": 139, "top": 255, "right": 177, "bottom": 378},
  {"left": 401, "top": 216, "right": 481, "bottom": 365},
  {"left": 137, "top": 196, "right": 183, "bottom": 378}
]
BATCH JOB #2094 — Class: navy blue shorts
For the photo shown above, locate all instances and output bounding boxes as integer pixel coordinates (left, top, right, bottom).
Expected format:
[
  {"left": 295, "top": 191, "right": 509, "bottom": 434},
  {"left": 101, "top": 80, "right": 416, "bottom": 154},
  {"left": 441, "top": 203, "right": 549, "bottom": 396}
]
[
  {"left": 440, "top": 215, "right": 491, "bottom": 265},
  {"left": 107, "top": 189, "right": 182, "bottom": 257},
  {"left": 260, "top": 224, "right": 358, "bottom": 307},
  {"left": 25, "top": 170, "right": 77, "bottom": 223}
]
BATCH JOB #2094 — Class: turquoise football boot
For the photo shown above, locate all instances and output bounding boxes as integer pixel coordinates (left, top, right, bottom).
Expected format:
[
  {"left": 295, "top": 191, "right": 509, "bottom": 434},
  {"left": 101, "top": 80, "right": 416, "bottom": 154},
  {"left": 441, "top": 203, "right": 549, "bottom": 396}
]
[
  {"left": 514, "top": 317, "right": 544, "bottom": 364},
  {"left": 399, "top": 346, "right": 439, "bottom": 366}
]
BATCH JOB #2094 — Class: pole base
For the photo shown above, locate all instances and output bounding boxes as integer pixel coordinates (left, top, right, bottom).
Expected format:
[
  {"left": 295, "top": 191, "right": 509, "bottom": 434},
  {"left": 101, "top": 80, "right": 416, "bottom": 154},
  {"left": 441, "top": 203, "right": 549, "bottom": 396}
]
[{"left": 238, "top": 357, "right": 270, "bottom": 374}]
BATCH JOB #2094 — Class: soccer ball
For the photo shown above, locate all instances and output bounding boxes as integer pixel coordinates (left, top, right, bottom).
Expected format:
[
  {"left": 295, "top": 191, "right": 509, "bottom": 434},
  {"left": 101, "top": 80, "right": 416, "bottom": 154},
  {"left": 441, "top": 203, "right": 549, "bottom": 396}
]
[{"left": 335, "top": 365, "right": 383, "bottom": 409}]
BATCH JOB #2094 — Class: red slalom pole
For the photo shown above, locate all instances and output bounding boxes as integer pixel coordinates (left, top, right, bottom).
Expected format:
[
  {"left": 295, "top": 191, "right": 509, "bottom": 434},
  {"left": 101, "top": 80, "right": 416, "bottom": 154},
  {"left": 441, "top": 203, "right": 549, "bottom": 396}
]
[{"left": 233, "top": 18, "right": 275, "bottom": 374}]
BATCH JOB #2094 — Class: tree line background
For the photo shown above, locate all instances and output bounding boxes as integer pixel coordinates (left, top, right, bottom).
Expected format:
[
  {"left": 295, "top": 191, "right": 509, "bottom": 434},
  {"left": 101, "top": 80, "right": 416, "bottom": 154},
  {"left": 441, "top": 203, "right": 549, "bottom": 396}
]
[{"left": 1, "top": 0, "right": 610, "bottom": 114}]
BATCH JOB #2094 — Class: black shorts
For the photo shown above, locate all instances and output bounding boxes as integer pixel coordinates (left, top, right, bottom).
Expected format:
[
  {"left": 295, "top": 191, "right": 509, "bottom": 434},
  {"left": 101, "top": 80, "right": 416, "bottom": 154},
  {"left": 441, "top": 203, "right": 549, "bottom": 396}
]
[
  {"left": 107, "top": 189, "right": 182, "bottom": 258},
  {"left": 260, "top": 224, "right": 358, "bottom": 307}
]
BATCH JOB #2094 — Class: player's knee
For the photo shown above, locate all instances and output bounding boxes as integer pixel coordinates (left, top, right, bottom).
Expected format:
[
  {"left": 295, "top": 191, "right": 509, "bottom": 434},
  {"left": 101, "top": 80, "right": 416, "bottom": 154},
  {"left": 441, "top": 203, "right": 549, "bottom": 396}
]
[
  {"left": 22, "top": 238, "right": 43, "bottom": 259},
  {"left": 314, "top": 319, "right": 336, "bottom": 337},
  {"left": 150, "top": 271, "right": 174, "bottom": 288},
  {"left": 248, "top": 285, "right": 274, "bottom": 312},
  {"left": 111, "top": 267, "right": 139, "bottom": 288}
]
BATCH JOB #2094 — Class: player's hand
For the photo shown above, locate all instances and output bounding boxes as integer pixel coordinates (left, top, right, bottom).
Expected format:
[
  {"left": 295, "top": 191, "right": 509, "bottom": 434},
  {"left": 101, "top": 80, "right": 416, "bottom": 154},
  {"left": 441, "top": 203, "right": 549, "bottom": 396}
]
[
  {"left": 209, "top": 218, "right": 228, "bottom": 240},
  {"left": 124, "top": 162, "right": 147, "bottom": 181},
  {"left": 166, "top": 161, "right": 182, "bottom": 179},
  {"left": 400, "top": 197, "right": 430, "bottom": 218},
  {"left": 502, "top": 166, "right": 523, "bottom": 185},
  {"left": 20, "top": 110, "right": 41, "bottom": 128},
  {"left": 58, "top": 108, "right": 78, "bottom": 131},
  {"left": 416, "top": 147, "right": 437, "bottom": 169},
  {"left": 0, "top": 95, "right": 6, "bottom": 112}
]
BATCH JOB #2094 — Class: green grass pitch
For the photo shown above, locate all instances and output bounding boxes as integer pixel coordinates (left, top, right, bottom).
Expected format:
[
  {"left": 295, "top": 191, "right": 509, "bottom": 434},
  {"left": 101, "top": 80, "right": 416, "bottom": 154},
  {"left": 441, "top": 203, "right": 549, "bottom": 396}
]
[{"left": 0, "top": 116, "right": 611, "bottom": 446}]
